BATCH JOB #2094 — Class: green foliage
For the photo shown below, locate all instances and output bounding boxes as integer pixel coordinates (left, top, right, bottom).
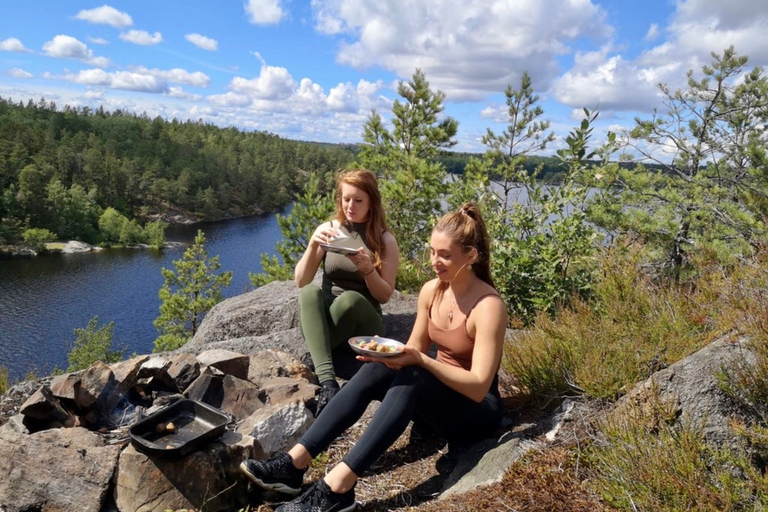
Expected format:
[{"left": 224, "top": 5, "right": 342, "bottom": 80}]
[
  {"left": 0, "top": 96, "right": 354, "bottom": 244},
  {"left": 250, "top": 173, "right": 335, "bottom": 287},
  {"left": 21, "top": 227, "right": 55, "bottom": 252},
  {"left": 45, "top": 178, "right": 102, "bottom": 243},
  {"left": 464, "top": 70, "right": 609, "bottom": 324},
  {"left": 154, "top": 230, "right": 233, "bottom": 351},
  {"left": 589, "top": 47, "right": 768, "bottom": 281},
  {"left": 143, "top": 220, "right": 167, "bottom": 248},
  {"left": 98, "top": 207, "right": 167, "bottom": 247},
  {"left": 505, "top": 245, "right": 720, "bottom": 402},
  {"left": 67, "top": 316, "right": 124, "bottom": 372},
  {"left": 357, "top": 69, "right": 456, "bottom": 290},
  {"left": 0, "top": 366, "right": 8, "bottom": 395},
  {"left": 587, "top": 412, "right": 768, "bottom": 511}
]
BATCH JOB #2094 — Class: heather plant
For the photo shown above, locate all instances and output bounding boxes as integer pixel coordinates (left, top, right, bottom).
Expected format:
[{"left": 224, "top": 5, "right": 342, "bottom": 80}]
[
  {"left": 505, "top": 243, "right": 724, "bottom": 403},
  {"left": 587, "top": 409, "right": 768, "bottom": 511}
]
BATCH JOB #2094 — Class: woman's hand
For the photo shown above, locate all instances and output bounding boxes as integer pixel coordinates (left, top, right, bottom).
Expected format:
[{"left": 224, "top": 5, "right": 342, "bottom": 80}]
[
  {"left": 346, "top": 247, "right": 375, "bottom": 275},
  {"left": 355, "top": 345, "right": 422, "bottom": 370},
  {"left": 309, "top": 224, "right": 339, "bottom": 248}
]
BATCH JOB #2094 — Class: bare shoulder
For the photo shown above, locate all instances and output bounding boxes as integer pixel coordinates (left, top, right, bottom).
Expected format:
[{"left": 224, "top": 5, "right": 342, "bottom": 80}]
[
  {"left": 418, "top": 279, "right": 439, "bottom": 303},
  {"left": 382, "top": 230, "right": 399, "bottom": 248},
  {"left": 473, "top": 287, "right": 507, "bottom": 321}
]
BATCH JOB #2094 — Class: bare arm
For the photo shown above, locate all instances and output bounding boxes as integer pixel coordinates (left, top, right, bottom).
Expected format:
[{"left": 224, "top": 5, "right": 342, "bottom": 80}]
[
  {"left": 354, "top": 231, "right": 399, "bottom": 304},
  {"left": 294, "top": 221, "right": 336, "bottom": 287},
  {"left": 378, "top": 283, "right": 507, "bottom": 402}
]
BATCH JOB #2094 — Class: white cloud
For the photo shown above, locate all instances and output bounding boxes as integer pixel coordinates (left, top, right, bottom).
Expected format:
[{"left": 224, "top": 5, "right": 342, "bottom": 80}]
[
  {"left": 185, "top": 33, "right": 218, "bottom": 51},
  {"left": 9, "top": 68, "right": 33, "bottom": 79},
  {"left": 88, "top": 37, "right": 110, "bottom": 45},
  {"left": 132, "top": 66, "right": 211, "bottom": 87},
  {"left": 74, "top": 5, "right": 133, "bottom": 28},
  {"left": 0, "top": 38, "right": 31, "bottom": 52},
  {"left": 207, "top": 91, "right": 253, "bottom": 108},
  {"left": 310, "top": 0, "right": 612, "bottom": 100},
  {"left": 245, "top": 0, "right": 286, "bottom": 25},
  {"left": 42, "top": 35, "right": 110, "bottom": 67},
  {"left": 229, "top": 65, "right": 297, "bottom": 100},
  {"left": 58, "top": 69, "right": 169, "bottom": 93},
  {"left": 120, "top": 30, "right": 163, "bottom": 46},
  {"left": 552, "top": 48, "right": 663, "bottom": 112},
  {"left": 644, "top": 23, "right": 660, "bottom": 42},
  {"left": 167, "top": 87, "right": 202, "bottom": 101}
]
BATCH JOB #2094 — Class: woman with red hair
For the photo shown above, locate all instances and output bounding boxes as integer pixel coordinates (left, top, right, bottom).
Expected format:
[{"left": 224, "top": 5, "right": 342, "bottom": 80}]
[{"left": 293, "top": 168, "right": 399, "bottom": 416}]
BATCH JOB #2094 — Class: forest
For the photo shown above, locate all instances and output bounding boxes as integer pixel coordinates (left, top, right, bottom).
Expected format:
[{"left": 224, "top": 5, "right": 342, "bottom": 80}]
[{"left": 0, "top": 97, "right": 355, "bottom": 245}]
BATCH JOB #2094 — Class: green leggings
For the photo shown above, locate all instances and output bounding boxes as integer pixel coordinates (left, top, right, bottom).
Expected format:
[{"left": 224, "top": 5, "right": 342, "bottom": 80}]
[{"left": 298, "top": 284, "right": 386, "bottom": 384}]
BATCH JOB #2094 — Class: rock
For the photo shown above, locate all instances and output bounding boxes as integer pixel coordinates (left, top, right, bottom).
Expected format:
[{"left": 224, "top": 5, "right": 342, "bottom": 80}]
[
  {"left": 611, "top": 336, "right": 754, "bottom": 450},
  {"left": 196, "top": 349, "right": 250, "bottom": 380},
  {"left": 237, "top": 401, "right": 315, "bottom": 457},
  {"left": 62, "top": 240, "right": 97, "bottom": 253},
  {"left": 440, "top": 433, "right": 535, "bottom": 499},
  {"left": 0, "top": 425, "right": 121, "bottom": 512},
  {"left": 114, "top": 430, "right": 255, "bottom": 512}
]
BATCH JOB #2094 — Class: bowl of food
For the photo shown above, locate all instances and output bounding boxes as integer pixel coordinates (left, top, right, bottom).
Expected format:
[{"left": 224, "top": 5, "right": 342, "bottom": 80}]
[{"left": 348, "top": 336, "right": 405, "bottom": 358}]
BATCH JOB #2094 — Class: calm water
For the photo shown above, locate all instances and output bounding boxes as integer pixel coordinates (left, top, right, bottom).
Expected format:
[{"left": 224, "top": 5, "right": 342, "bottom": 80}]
[{"left": 0, "top": 211, "right": 285, "bottom": 382}]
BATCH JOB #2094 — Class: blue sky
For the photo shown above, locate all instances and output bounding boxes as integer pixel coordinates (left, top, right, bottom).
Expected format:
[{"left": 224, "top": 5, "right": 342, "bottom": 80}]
[{"left": 1, "top": 0, "right": 766, "bottom": 153}]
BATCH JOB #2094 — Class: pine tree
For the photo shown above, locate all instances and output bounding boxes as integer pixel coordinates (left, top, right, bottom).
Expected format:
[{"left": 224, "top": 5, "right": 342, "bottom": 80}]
[{"left": 153, "top": 230, "right": 233, "bottom": 351}]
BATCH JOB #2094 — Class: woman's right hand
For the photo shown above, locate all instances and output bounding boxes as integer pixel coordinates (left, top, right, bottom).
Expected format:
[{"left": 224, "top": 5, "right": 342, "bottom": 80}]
[{"left": 309, "top": 224, "right": 339, "bottom": 249}]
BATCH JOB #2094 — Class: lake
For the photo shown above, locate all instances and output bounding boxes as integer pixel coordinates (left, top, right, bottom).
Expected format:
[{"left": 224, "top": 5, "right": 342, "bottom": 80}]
[{"left": 0, "top": 211, "right": 285, "bottom": 382}]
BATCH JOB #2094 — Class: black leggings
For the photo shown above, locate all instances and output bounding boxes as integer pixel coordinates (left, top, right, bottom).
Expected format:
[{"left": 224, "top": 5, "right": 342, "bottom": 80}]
[{"left": 298, "top": 361, "right": 504, "bottom": 476}]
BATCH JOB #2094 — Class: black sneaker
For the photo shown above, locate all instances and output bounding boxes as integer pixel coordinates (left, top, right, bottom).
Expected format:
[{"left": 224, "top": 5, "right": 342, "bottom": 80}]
[
  {"left": 275, "top": 478, "right": 357, "bottom": 512},
  {"left": 239, "top": 452, "right": 306, "bottom": 495},
  {"left": 315, "top": 380, "right": 340, "bottom": 418}
]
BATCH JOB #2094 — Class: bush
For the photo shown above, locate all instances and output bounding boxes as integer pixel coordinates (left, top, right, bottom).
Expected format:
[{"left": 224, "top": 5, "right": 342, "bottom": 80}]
[
  {"left": 586, "top": 408, "right": 768, "bottom": 511},
  {"left": 21, "top": 227, "right": 56, "bottom": 252},
  {"left": 505, "top": 244, "right": 724, "bottom": 403},
  {"left": 67, "top": 316, "right": 124, "bottom": 372}
]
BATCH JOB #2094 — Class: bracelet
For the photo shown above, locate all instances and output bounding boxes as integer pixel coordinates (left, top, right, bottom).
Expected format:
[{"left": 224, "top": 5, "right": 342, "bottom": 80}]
[{"left": 363, "top": 268, "right": 375, "bottom": 276}]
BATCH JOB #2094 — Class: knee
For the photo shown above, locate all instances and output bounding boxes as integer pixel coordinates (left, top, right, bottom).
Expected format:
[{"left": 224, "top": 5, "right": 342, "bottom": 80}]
[
  {"left": 298, "top": 284, "right": 323, "bottom": 307},
  {"left": 333, "top": 290, "right": 366, "bottom": 310}
]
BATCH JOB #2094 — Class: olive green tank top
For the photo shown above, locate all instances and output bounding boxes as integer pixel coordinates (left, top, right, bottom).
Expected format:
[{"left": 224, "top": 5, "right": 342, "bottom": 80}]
[{"left": 321, "top": 221, "right": 382, "bottom": 314}]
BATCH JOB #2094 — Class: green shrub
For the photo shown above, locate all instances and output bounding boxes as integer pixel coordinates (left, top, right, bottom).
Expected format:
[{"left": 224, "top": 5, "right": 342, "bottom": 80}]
[
  {"left": 67, "top": 316, "right": 124, "bottom": 372},
  {"left": 587, "top": 411, "right": 768, "bottom": 511},
  {"left": 505, "top": 244, "right": 722, "bottom": 403},
  {"left": 21, "top": 227, "right": 56, "bottom": 252},
  {"left": 0, "top": 366, "right": 8, "bottom": 395}
]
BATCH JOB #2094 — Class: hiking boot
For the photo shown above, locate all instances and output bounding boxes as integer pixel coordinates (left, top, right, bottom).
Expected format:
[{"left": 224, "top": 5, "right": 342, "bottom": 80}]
[
  {"left": 300, "top": 351, "right": 315, "bottom": 373},
  {"left": 315, "top": 380, "right": 340, "bottom": 418},
  {"left": 275, "top": 478, "right": 357, "bottom": 512},
  {"left": 239, "top": 452, "right": 306, "bottom": 495}
]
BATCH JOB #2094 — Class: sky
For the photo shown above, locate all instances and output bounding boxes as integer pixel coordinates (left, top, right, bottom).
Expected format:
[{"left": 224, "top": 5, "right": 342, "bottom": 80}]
[{"left": 1, "top": 0, "right": 767, "bottom": 154}]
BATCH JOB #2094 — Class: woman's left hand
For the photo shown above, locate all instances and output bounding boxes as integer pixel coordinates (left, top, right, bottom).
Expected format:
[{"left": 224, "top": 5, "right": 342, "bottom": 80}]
[
  {"left": 356, "top": 345, "right": 421, "bottom": 370},
  {"left": 347, "top": 248, "right": 375, "bottom": 275}
]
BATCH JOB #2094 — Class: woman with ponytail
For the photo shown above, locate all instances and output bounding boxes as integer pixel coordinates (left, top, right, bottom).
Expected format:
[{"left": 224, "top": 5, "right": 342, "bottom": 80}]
[{"left": 241, "top": 203, "right": 507, "bottom": 512}]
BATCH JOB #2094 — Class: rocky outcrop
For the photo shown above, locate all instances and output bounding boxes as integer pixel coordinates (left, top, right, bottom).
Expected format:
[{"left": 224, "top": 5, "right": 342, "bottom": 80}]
[
  {"left": 1, "top": 278, "right": 764, "bottom": 511},
  {"left": 610, "top": 336, "right": 756, "bottom": 449}
]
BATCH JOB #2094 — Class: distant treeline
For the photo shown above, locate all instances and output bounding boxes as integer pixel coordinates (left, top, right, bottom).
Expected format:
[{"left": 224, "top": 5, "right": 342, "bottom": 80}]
[
  {"left": 0, "top": 96, "right": 659, "bottom": 245},
  {"left": 0, "top": 97, "right": 355, "bottom": 243},
  {"left": 436, "top": 150, "right": 665, "bottom": 182}
]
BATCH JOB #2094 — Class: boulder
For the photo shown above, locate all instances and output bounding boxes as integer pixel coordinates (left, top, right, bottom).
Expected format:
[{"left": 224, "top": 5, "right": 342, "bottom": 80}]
[
  {"left": 611, "top": 336, "right": 755, "bottom": 450},
  {"left": 114, "top": 430, "right": 256, "bottom": 512},
  {"left": 0, "top": 425, "right": 121, "bottom": 512}
]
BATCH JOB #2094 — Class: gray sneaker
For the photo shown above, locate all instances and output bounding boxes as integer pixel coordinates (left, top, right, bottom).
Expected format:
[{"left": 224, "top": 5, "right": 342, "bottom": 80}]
[
  {"left": 275, "top": 478, "right": 357, "bottom": 512},
  {"left": 239, "top": 452, "right": 306, "bottom": 495}
]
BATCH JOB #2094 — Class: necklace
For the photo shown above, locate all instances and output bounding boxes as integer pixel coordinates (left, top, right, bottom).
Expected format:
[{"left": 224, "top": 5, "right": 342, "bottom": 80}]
[{"left": 447, "top": 277, "right": 476, "bottom": 323}]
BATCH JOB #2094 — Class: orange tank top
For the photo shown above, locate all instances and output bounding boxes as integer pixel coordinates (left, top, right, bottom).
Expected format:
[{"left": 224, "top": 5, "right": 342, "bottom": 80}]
[{"left": 428, "top": 293, "right": 498, "bottom": 371}]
